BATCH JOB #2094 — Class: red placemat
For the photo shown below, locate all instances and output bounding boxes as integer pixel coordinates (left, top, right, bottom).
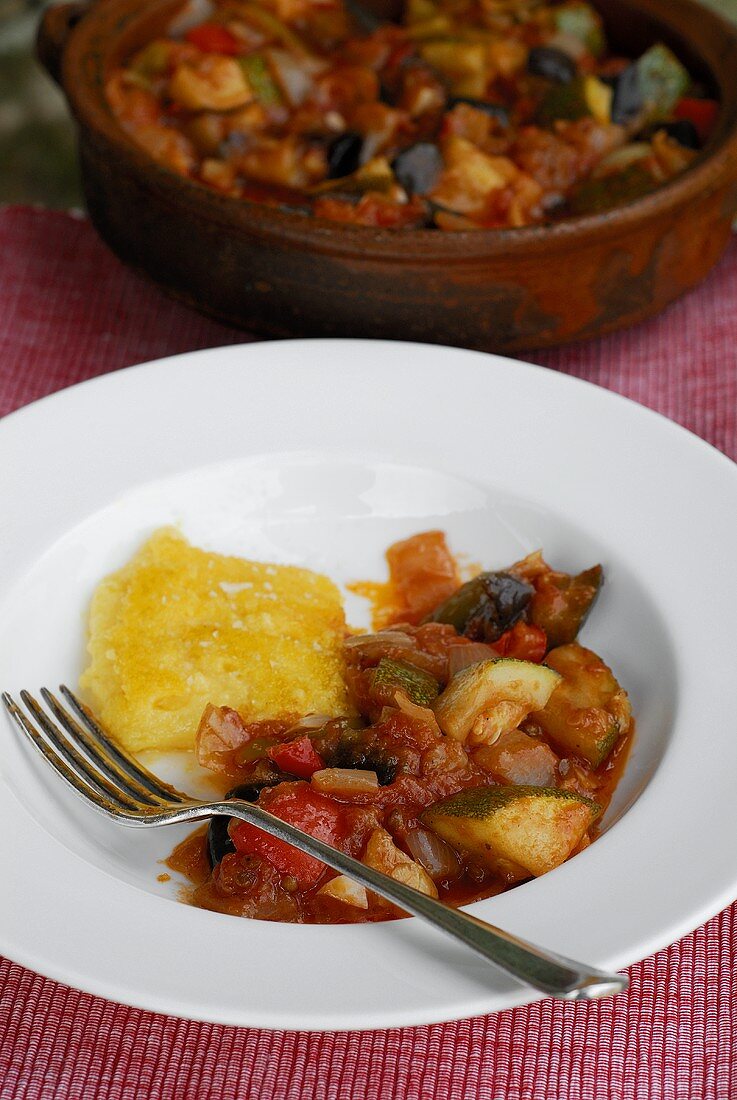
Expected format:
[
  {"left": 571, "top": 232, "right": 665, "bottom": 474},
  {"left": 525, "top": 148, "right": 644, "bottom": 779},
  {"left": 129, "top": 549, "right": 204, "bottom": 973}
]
[{"left": 1, "top": 205, "right": 736, "bottom": 1100}]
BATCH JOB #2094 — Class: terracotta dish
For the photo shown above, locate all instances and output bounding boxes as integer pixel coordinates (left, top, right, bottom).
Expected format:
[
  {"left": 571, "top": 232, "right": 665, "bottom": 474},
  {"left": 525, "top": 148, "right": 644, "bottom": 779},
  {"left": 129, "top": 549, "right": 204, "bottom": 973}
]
[{"left": 39, "top": 0, "right": 737, "bottom": 351}]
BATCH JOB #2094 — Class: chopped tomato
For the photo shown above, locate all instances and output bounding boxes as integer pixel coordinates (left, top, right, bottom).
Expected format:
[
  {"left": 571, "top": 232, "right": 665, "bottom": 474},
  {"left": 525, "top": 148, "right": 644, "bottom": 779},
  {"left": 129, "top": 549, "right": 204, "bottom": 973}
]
[
  {"left": 673, "top": 97, "right": 718, "bottom": 144},
  {"left": 230, "top": 782, "right": 346, "bottom": 888},
  {"left": 267, "top": 735, "right": 324, "bottom": 778},
  {"left": 386, "top": 531, "right": 459, "bottom": 623},
  {"left": 495, "top": 621, "right": 547, "bottom": 662},
  {"left": 185, "top": 23, "right": 241, "bottom": 55}
]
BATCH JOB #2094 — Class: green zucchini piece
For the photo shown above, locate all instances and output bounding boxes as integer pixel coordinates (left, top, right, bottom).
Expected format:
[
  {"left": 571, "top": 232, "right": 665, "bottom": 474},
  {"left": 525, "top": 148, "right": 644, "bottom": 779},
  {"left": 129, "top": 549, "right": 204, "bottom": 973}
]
[
  {"left": 422, "top": 784, "right": 599, "bottom": 876},
  {"left": 554, "top": 2, "right": 606, "bottom": 57},
  {"left": 371, "top": 657, "right": 439, "bottom": 707},
  {"left": 637, "top": 43, "right": 689, "bottom": 118},
  {"left": 238, "top": 54, "right": 283, "bottom": 106},
  {"left": 534, "top": 643, "right": 631, "bottom": 767},
  {"left": 529, "top": 564, "right": 603, "bottom": 648},
  {"left": 433, "top": 658, "right": 561, "bottom": 743},
  {"left": 567, "top": 162, "right": 656, "bottom": 215},
  {"left": 537, "top": 75, "right": 612, "bottom": 124}
]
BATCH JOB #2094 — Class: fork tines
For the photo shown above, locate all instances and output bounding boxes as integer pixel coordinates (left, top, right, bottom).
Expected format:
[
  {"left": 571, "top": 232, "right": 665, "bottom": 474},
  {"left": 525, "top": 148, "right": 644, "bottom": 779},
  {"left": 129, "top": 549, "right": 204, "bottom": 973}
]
[{"left": 2, "top": 687, "right": 187, "bottom": 818}]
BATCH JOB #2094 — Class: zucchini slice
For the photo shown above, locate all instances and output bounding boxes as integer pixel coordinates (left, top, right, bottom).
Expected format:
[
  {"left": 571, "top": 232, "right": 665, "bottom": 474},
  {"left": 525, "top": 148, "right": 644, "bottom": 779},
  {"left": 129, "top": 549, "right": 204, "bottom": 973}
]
[
  {"left": 422, "top": 785, "right": 599, "bottom": 876},
  {"left": 433, "top": 658, "right": 561, "bottom": 744},
  {"left": 533, "top": 643, "right": 631, "bottom": 767}
]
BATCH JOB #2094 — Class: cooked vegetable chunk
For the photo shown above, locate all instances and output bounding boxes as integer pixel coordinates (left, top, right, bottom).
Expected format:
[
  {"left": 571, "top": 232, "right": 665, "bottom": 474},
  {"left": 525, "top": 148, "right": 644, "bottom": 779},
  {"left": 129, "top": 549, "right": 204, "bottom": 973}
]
[
  {"left": 554, "top": 2, "right": 605, "bottom": 56},
  {"left": 526, "top": 561, "right": 603, "bottom": 648},
  {"left": 637, "top": 43, "right": 689, "bottom": 117},
  {"left": 371, "top": 657, "right": 440, "bottom": 706},
  {"left": 433, "top": 658, "right": 561, "bottom": 743},
  {"left": 426, "top": 571, "right": 533, "bottom": 642},
  {"left": 534, "top": 643, "right": 631, "bottom": 767},
  {"left": 537, "top": 75, "right": 612, "bottom": 124},
  {"left": 422, "top": 785, "right": 599, "bottom": 876}
]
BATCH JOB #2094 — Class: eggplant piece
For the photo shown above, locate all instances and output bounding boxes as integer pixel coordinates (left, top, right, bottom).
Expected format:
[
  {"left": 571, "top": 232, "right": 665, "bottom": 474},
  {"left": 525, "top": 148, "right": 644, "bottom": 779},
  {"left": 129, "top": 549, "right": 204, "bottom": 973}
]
[
  {"left": 537, "top": 74, "right": 612, "bottom": 124},
  {"left": 206, "top": 815, "right": 236, "bottom": 869},
  {"left": 327, "top": 132, "right": 363, "bottom": 179},
  {"left": 527, "top": 46, "right": 577, "bottom": 84},
  {"left": 447, "top": 97, "right": 510, "bottom": 126},
  {"left": 426, "top": 571, "right": 534, "bottom": 642},
  {"left": 205, "top": 772, "right": 286, "bottom": 868},
  {"left": 392, "top": 143, "right": 444, "bottom": 195},
  {"left": 652, "top": 119, "right": 700, "bottom": 149},
  {"left": 610, "top": 62, "right": 642, "bottom": 125},
  {"left": 528, "top": 563, "right": 603, "bottom": 648},
  {"left": 323, "top": 726, "right": 398, "bottom": 786}
]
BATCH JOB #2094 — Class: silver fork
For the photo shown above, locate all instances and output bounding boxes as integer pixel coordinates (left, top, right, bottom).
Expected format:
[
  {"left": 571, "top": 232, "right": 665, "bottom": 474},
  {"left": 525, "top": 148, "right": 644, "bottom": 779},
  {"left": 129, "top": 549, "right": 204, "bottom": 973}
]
[{"left": 2, "top": 686, "right": 628, "bottom": 1002}]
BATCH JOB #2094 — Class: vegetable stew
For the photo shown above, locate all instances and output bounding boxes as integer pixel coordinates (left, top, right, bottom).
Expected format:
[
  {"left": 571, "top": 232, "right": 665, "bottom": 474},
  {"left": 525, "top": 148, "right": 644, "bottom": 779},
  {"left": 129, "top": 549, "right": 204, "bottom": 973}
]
[
  {"left": 107, "top": 0, "right": 716, "bottom": 229},
  {"left": 168, "top": 531, "right": 633, "bottom": 922}
]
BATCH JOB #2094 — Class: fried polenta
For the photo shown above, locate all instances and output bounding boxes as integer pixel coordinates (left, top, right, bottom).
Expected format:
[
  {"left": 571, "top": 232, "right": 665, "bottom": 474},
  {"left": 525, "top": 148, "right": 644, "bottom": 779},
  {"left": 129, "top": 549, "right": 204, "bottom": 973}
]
[{"left": 79, "top": 529, "right": 351, "bottom": 752}]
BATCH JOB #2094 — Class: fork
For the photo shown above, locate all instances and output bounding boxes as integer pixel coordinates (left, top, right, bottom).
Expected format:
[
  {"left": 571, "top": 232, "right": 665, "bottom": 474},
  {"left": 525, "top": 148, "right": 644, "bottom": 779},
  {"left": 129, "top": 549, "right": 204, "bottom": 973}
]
[{"left": 2, "top": 686, "right": 628, "bottom": 1002}]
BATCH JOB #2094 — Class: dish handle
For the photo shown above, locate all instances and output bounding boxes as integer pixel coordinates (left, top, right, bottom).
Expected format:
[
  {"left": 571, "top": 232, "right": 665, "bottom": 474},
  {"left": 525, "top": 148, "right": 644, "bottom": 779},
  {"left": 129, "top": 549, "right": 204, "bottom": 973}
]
[{"left": 37, "top": 1, "right": 92, "bottom": 86}]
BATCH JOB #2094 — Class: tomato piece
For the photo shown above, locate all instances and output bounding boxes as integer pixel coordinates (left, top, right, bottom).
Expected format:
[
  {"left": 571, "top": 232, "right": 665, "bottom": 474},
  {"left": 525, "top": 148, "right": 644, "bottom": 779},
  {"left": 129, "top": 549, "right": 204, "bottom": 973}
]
[
  {"left": 230, "top": 783, "right": 347, "bottom": 888},
  {"left": 185, "top": 23, "right": 241, "bottom": 55},
  {"left": 386, "top": 531, "right": 459, "bottom": 623},
  {"left": 495, "top": 621, "right": 547, "bottom": 663},
  {"left": 673, "top": 97, "right": 718, "bottom": 143},
  {"left": 267, "top": 735, "right": 324, "bottom": 779}
]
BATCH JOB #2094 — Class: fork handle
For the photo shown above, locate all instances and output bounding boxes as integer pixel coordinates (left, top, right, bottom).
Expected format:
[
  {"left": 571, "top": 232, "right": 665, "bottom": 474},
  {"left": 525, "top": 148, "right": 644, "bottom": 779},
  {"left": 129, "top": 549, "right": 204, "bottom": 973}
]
[{"left": 149, "top": 799, "right": 627, "bottom": 1001}]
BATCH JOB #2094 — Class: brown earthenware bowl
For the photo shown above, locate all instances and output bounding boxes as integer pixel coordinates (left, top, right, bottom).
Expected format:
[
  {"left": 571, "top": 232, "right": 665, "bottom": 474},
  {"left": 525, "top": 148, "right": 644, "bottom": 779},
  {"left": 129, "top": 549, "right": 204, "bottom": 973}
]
[{"left": 39, "top": 0, "right": 737, "bottom": 351}]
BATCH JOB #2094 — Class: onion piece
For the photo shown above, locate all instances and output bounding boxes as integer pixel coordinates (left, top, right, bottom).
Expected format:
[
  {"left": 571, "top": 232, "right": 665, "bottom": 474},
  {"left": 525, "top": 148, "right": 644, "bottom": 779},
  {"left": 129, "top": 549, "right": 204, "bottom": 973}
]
[
  {"left": 317, "top": 875, "right": 369, "bottom": 909},
  {"left": 286, "top": 713, "right": 331, "bottom": 734},
  {"left": 266, "top": 48, "right": 324, "bottom": 106},
  {"left": 312, "top": 768, "right": 379, "bottom": 795},
  {"left": 405, "top": 826, "right": 461, "bottom": 882},
  {"left": 394, "top": 690, "right": 442, "bottom": 736},
  {"left": 345, "top": 630, "right": 415, "bottom": 651},
  {"left": 168, "top": 0, "right": 214, "bottom": 35},
  {"left": 447, "top": 642, "right": 500, "bottom": 679}
]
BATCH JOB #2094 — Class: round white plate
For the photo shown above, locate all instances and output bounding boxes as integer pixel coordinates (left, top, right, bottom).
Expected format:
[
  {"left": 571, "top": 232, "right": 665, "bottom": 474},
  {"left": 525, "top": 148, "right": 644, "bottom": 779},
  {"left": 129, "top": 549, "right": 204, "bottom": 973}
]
[{"left": 2, "top": 339, "right": 737, "bottom": 1031}]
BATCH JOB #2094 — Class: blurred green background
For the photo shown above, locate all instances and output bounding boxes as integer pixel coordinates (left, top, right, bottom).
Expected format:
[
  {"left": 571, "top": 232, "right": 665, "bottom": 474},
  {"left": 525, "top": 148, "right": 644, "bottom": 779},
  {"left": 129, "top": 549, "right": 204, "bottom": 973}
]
[{"left": 2, "top": 0, "right": 737, "bottom": 209}]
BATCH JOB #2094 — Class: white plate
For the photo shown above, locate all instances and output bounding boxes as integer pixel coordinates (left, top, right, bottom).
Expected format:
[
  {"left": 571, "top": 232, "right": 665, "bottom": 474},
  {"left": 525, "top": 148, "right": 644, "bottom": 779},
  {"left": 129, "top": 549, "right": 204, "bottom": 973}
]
[{"left": 2, "top": 338, "right": 737, "bottom": 1031}]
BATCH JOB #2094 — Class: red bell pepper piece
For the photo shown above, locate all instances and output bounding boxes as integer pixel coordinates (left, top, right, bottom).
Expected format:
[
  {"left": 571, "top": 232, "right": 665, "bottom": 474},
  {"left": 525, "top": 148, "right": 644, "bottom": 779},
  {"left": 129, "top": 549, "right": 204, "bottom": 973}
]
[
  {"left": 230, "top": 783, "right": 346, "bottom": 888},
  {"left": 673, "top": 97, "right": 718, "bottom": 144},
  {"left": 267, "top": 735, "right": 324, "bottom": 779},
  {"left": 495, "top": 622, "right": 547, "bottom": 663},
  {"left": 185, "top": 23, "right": 241, "bottom": 55}
]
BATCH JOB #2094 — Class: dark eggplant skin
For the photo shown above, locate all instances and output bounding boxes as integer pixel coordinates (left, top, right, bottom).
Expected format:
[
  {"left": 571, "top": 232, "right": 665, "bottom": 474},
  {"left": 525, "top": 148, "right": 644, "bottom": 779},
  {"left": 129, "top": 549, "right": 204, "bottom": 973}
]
[
  {"left": 610, "top": 63, "right": 643, "bottom": 124},
  {"left": 392, "top": 143, "right": 444, "bottom": 195},
  {"left": 527, "top": 46, "right": 577, "bottom": 84},
  {"left": 327, "top": 132, "right": 363, "bottom": 179},
  {"left": 205, "top": 774, "right": 286, "bottom": 869},
  {"left": 447, "top": 97, "right": 511, "bottom": 126},
  {"left": 426, "top": 571, "right": 534, "bottom": 642},
  {"left": 207, "top": 815, "right": 236, "bottom": 869},
  {"left": 654, "top": 119, "right": 700, "bottom": 149}
]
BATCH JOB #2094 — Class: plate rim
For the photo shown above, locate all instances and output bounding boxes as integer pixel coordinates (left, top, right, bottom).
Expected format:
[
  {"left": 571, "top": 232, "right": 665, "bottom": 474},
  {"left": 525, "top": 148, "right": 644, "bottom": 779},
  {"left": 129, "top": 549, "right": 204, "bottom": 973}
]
[{"left": 2, "top": 337, "right": 737, "bottom": 1030}]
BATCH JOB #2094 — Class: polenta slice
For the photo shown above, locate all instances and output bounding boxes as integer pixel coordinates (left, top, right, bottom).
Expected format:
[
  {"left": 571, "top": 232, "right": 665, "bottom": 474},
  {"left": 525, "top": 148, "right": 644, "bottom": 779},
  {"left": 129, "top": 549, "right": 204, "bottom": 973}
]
[{"left": 79, "top": 528, "right": 351, "bottom": 752}]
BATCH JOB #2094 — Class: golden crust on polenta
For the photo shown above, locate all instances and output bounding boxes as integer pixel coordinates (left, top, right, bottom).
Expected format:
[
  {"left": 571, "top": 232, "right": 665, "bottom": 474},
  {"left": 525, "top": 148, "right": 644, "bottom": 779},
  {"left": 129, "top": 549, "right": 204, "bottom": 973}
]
[{"left": 79, "top": 529, "right": 351, "bottom": 752}]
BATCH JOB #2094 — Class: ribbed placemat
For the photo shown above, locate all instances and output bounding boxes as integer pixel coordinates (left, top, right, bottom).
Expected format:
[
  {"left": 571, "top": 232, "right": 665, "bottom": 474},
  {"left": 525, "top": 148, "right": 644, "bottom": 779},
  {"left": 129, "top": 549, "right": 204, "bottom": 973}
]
[{"left": 1, "top": 205, "right": 735, "bottom": 1100}]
